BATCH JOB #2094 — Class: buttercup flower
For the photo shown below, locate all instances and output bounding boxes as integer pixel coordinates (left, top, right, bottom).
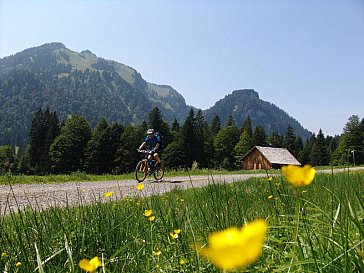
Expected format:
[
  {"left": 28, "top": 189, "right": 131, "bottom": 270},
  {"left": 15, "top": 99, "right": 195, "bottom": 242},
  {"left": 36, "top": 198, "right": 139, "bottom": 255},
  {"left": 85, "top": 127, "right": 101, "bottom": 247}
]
[
  {"left": 170, "top": 228, "right": 181, "bottom": 239},
  {"left": 281, "top": 165, "right": 315, "bottom": 187},
  {"left": 153, "top": 250, "right": 162, "bottom": 256},
  {"left": 268, "top": 176, "right": 273, "bottom": 181},
  {"left": 104, "top": 191, "right": 113, "bottom": 198},
  {"left": 195, "top": 219, "right": 268, "bottom": 271},
  {"left": 136, "top": 183, "right": 145, "bottom": 191},
  {"left": 16, "top": 262, "right": 22, "bottom": 267},
  {"left": 144, "top": 209, "right": 153, "bottom": 217},
  {"left": 179, "top": 258, "right": 189, "bottom": 265},
  {"left": 268, "top": 195, "right": 274, "bottom": 199},
  {"left": 148, "top": 215, "right": 156, "bottom": 221},
  {"left": 79, "top": 256, "right": 101, "bottom": 272}
]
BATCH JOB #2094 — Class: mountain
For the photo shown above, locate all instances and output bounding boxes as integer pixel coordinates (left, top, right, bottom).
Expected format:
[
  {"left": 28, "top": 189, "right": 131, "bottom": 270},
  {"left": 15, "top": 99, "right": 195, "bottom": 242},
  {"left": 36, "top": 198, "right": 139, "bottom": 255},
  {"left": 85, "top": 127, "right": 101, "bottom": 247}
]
[
  {"left": 0, "top": 43, "right": 311, "bottom": 147},
  {"left": 0, "top": 43, "right": 192, "bottom": 147},
  {"left": 204, "top": 89, "right": 311, "bottom": 140}
]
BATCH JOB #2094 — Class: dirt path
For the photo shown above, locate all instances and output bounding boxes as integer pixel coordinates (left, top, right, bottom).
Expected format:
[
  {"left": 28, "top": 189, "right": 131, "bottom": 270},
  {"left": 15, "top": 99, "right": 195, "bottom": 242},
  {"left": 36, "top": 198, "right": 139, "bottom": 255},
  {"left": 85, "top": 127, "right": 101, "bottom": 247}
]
[{"left": 1, "top": 167, "right": 363, "bottom": 216}]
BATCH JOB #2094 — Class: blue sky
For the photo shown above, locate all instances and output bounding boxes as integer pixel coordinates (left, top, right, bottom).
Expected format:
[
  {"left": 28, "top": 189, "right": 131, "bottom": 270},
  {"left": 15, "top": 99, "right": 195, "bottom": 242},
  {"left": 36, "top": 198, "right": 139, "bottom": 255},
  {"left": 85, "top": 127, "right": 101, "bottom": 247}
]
[{"left": 1, "top": 0, "right": 363, "bottom": 136}]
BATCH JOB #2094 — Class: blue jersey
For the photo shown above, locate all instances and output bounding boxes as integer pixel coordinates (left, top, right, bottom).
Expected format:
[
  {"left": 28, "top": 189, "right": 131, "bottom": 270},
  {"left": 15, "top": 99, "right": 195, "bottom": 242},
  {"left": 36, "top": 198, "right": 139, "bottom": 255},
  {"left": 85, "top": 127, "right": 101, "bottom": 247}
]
[{"left": 144, "top": 134, "right": 161, "bottom": 150}]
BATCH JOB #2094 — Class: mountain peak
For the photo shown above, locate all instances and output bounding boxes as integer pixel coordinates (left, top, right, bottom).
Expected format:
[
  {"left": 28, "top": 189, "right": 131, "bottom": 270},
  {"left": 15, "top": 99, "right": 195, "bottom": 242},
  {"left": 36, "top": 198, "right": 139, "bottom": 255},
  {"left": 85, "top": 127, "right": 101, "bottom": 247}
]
[
  {"left": 231, "top": 89, "right": 259, "bottom": 100},
  {"left": 23, "top": 42, "right": 66, "bottom": 53}
]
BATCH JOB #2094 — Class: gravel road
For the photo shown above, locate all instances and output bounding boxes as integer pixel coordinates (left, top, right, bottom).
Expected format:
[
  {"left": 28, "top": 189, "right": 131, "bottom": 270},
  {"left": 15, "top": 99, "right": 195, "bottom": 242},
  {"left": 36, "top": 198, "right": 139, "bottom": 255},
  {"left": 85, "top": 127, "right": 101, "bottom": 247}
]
[{"left": 1, "top": 167, "right": 363, "bottom": 216}]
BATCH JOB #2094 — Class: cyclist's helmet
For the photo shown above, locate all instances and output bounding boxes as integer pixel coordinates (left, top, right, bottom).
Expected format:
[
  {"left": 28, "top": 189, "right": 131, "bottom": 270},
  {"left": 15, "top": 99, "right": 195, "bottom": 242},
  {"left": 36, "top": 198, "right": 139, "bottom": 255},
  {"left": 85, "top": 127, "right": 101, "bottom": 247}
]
[{"left": 147, "top": 128, "right": 154, "bottom": 134}]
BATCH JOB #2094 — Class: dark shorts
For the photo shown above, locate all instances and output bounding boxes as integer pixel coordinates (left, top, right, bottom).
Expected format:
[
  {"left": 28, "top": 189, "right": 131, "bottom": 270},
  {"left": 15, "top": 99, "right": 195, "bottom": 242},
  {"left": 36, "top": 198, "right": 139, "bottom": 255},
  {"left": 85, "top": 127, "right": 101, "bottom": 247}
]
[{"left": 149, "top": 149, "right": 162, "bottom": 156}]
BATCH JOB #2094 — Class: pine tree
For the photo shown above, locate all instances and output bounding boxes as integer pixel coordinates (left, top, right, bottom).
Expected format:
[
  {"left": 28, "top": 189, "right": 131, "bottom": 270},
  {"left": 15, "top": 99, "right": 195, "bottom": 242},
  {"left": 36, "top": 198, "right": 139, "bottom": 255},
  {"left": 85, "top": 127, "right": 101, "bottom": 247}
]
[
  {"left": 28, "top": 108, "right": 60, "bottom": 174},
  {"left": 241, "top": 116, "right": 253, "bottom": 136},
  {"left": 148, "top": 107, "right": 164, "bottom": 131},
  {"left": 332, "top": 115, "right": 364, "bottom": 165},
  {"left": 310, "top": 129, "right": 329, "bottom": 166},
  {"left": 182, "top": 109, "right": 196, "bottom": 168},
  {"left": 252, "top": 125, "right": 267, "bottom": 147},
  {"left": 194, "top": 109, "right": 207, "bottom": 167},
  {"left": 211, "top": 115, "right": 221, "bottom": 136},
  {"left": 284, "top": 124, "right": 296, "bottom": 155}
]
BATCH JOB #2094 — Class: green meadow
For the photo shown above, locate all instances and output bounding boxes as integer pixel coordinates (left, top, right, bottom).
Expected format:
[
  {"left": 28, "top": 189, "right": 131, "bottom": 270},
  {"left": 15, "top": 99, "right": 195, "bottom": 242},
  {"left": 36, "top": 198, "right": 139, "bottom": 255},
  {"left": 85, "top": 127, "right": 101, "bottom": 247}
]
[{"left": 0, "top": 170, "right": 363, "bottom": 272}]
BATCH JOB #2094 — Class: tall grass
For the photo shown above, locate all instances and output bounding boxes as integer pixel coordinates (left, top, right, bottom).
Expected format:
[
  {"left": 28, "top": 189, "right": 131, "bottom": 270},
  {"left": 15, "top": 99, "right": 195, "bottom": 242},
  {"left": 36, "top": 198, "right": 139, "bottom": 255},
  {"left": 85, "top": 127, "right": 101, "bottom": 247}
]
[{"left": 0, "top": 171, "right": 363, "bottom": 272}]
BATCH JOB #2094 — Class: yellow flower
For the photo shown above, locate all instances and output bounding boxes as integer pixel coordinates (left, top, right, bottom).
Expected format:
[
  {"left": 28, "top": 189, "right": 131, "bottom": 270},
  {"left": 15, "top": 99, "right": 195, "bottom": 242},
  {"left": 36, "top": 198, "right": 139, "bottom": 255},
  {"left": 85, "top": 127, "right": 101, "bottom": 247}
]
[
  {"left": 195, "top": 219, "right": 268, "bottom": 271},
  {"left": 136, "top": 183, "right": 145, "bottom": 191},
  {"left": 170, "top": 232, "right": 179, "bottom": 239},
  {"left": 153, "top": 250, "right": 162, "bottom": 256},
  {"left": 79, "top": 256, "right": 101, "bottom": 272},
  {"left": 144, "top": 209, "right": 153, "bottom": 217},
  {"left": 104, "top": 191, "right": 113, "bottom": 197},
  {"left": 15, "top": 262, "right": 22, "bottom": 267},
  {"left": 148, "top": 215, "right": 156, "bottom": 221},
  {"left": 281, "top": 165, "right": 316, "bottom": 187},
  {"left": 179, "top": 258, "right": 189, "bottom": 265},
  {"left": 268, "top": 195, "right": 274, "bottom": 199},
  {"left": 268, "top": 176, "right": 273, "bottom": 181}
]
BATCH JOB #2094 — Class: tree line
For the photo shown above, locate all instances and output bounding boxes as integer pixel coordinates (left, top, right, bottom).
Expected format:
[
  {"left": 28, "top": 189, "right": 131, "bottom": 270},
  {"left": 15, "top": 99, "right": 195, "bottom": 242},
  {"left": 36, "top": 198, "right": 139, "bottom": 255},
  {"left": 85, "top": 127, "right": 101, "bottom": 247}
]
[{"left": 0, "top": 107, "right": 363, "bottom": 175}]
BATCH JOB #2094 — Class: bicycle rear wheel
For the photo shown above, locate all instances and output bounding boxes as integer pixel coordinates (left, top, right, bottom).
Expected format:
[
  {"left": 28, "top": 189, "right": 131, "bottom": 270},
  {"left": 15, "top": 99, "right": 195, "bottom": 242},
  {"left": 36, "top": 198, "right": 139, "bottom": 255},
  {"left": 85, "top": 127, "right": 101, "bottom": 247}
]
[
  {"left": 153, "top": 163, "right": 164, "bottom": 180},
  {"left": 136, "top": 160, "right": 148, "bottom": 182}
]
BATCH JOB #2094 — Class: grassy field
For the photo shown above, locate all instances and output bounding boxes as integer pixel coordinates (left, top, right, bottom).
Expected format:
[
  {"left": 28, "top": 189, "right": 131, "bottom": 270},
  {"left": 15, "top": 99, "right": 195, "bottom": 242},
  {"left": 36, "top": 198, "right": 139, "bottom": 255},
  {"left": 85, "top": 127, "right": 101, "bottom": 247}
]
[
  {"left": 0, "top": 168, "right": 277, "bottom": 185},
  {"left": 0, "top": 170, "right": 363, "bottom": 272}
]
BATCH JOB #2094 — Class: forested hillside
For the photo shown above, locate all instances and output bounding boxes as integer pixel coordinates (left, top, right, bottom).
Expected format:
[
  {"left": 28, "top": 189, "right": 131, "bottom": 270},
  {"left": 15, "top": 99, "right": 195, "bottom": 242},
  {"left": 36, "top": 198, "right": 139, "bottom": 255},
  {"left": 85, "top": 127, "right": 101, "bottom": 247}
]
[
  {"left": 1, "top": 42, "right": 311, "bottom": 148},
  {"left": 204, "top": 89, "right": 311, "bottom": 140},
  {"left": 0, "top": 43, "right": 191, "bottom": 147}
]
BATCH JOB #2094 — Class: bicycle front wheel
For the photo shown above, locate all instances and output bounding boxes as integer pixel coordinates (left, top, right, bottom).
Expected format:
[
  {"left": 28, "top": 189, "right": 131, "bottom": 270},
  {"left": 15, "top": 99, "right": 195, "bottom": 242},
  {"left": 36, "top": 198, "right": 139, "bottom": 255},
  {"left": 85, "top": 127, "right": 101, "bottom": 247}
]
[
  {"left": 136, "top": 160, "right": 148, "bottom": 182},
  {"left": 154, "top": 163, "right": 164, "bottom": 180}
]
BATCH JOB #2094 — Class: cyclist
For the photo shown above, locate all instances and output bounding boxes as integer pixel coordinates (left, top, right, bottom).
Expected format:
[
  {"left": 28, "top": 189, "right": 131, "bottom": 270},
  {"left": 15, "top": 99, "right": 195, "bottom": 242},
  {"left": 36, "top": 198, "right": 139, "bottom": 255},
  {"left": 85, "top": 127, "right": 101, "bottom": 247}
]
[{"left": 138, "top": 128, "right": 162, "bottom": 166}]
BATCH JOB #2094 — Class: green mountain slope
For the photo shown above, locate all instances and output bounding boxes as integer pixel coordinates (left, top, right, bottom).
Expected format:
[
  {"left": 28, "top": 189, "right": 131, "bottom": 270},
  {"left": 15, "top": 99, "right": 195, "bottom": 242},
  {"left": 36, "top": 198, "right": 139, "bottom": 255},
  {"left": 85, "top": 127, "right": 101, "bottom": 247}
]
[
  {"left": 0, "top": 43, "right": 191, "bottom": 147},
  {"left": 204, "top": 89, "right": 311, "bottom": 140},
  {"left": 0, "top": 43, "right": 311, "bottom": 148}
]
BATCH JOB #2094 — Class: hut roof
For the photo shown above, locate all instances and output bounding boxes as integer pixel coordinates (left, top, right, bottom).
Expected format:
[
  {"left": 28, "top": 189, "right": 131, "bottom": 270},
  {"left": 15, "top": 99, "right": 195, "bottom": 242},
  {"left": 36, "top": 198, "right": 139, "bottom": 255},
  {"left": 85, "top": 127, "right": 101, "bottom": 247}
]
[{"left": 242, "top": 146, "right": 301, "bottom": 165}]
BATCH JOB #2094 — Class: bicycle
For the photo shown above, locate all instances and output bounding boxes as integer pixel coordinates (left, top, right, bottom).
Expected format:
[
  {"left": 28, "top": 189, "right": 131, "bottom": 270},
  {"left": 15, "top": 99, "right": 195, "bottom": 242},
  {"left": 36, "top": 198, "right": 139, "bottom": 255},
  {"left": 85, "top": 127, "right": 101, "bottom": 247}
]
[{"left": 135, "top": 149, "right": 165, "bottom": 182}]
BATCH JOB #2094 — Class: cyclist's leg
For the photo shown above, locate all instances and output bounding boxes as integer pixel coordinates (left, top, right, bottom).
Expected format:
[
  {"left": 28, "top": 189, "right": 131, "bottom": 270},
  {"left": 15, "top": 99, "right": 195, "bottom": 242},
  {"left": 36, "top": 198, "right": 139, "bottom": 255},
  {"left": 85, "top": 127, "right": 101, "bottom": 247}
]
[{"left": 154, "top": 153, "right": 161, "bottom": 164}]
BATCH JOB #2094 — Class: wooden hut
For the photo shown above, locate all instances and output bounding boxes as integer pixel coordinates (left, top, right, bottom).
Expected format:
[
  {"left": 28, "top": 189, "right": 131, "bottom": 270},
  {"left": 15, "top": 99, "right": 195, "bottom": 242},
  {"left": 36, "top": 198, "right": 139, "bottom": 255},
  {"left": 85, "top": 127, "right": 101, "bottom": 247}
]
[{"left": 241, "top": 146, "right": 301, "bottom": 170}]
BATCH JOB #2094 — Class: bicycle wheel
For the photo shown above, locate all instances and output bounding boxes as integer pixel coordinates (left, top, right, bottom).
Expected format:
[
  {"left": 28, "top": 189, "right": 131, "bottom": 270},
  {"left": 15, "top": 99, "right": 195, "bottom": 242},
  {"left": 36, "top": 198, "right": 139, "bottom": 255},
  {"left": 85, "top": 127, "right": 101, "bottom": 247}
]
[
  {"left": 136, "top": 160, "right": 148, "bottom": 182},
  {"left": 153, "top": 163, "right": 164, "bottom": 180}
]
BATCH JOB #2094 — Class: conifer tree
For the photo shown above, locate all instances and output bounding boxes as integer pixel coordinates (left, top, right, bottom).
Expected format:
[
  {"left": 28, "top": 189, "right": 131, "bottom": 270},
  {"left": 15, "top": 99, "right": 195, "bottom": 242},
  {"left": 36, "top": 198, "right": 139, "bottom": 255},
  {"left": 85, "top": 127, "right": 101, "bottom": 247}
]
[
  {"left": 310, "top": 129, "right": 329, "bottom": 166},
  {"left": 182, "top": 109, "right": 196, "bottom": 168},
  {"left": 29, "top": 108, "right": 60, "bottom": 174},
  {"left": 241, "top": 116, "right": 253, "bottom": 136},
  {"left": 252, "top": 125, "right": 267, "bottom": 147},
  {"left": 284, "top": 124, "right": 296, "bottom": 155},
  {"left": 268, "top": 131, "right": 283, "bottom": 147},
  {"left": 211, "top": 115, "right": 221, "bottom": 136},
  {"left": 332, "top": 115, "right": 364, "bottom": 165}
]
